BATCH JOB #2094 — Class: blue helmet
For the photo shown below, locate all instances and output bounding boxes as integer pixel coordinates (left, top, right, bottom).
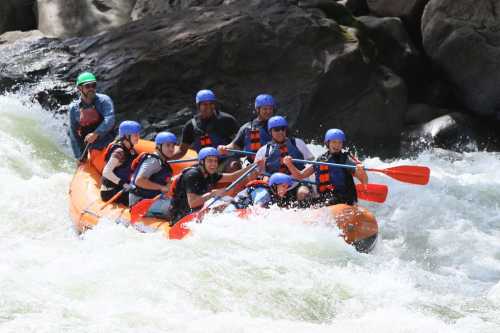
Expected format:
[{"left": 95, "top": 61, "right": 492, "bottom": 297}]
[
  {"left": 255, "top": 94, "right": 275, "bottom": 109},
  {"left": 267, "top": 116, "right": 288, "bottom": 131},
  {"left": 196, "top": 89, "right": 216, "bottom": 104},
  {"left": 269, "top": 172, "right": 293, "bottom": 187},
  {"left": 119, "top": 120, "right": 141, "bottom": 137},
  {"left": 155, "top": 131, "right": 177, "bottom": 145},
  {"left": 198, "top": 147, "right": 220, "bottom": 161},
  {"left": 324, "top": 129, "right": 345, "bottom": 143}
]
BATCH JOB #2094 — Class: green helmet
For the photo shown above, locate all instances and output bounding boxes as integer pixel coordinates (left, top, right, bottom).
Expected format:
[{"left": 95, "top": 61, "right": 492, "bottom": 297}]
[{"left": 76, "top": 72, "right": 97, "bottom": 86}]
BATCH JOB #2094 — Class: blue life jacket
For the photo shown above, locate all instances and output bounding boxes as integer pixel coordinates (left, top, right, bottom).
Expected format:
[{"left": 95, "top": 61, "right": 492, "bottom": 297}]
[
  {"left": 191, "top": 113, "right": 226, "bottom": 152},
  {"left": 264, "top": 138, "right": 305, "bottom": 174},
  {"left": 102, "top": 141, "right": 136, "bottom": 188},
  {"left": 131, "top": 153, "right": 173, "bottom": 199},
  {"left": 314, "top": 151, "right": 357, "bottom": 204},
  {"left": 243, "top": 119, "right": 272, "bottom": 158}
]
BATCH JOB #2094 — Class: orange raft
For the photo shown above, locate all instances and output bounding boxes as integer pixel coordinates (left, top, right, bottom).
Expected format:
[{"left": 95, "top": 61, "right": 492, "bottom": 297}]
[
  {"left": 68, "top": 140, "right": 197, "bottom": 235},
  {"left": 68, "top": 140, "right": 378, "bottom": 252}
]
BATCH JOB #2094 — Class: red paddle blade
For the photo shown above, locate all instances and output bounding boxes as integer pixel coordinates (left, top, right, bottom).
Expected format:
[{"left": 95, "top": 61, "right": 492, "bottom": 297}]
[
  {"left": 168, "top": 213, "right": 198, "bottom": 239},
  {"left": 356, "top": 183, "right": 388, "bottom": 203},
  {"left": 368, "top": 165, "right": 430, "bottom": 185},
  {"left": 130, "top": 199, "right": 156, "bottom": 224}
]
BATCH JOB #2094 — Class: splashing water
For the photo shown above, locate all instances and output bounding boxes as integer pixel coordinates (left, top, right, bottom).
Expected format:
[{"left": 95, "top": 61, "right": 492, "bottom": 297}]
[{"left": 0, "top": 94, "right": 499, "bottom": 332}]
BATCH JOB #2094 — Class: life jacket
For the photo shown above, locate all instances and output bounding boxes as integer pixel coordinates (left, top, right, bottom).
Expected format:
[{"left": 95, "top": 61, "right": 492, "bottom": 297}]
[
  {"left": 314, "top": 151, "right": 357, "bottom": 203},
  {"left": 101, "top": 140, "right": 136, "bottom": 188},
  {"left": 130, "top": 152, "right": 173, "bottom": 199},
  {"left": 169, "top": 166, "right": 204, "bottom": 222},
  {"left": 191, "top": 113, "right": 226, "bottom": 152},
  {"left": 264, "top": 138, "right": 305, "bottom": 174},
  {"left": 243, "top": 120, "right": 272, "bottom": 155},
  {"left": 77, "top": 102, "right": 103, "bottom": 138}
]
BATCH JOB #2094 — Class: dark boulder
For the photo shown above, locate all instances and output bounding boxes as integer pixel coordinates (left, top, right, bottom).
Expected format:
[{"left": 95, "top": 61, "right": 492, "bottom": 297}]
[
  {"left": 37, "top": 0, "right": 137, "bottom": 37},
  {"left": 0, "top": 0, "right": 37, "bottom": 35},
  {"left": 357, "top": 16, "right": 425, "bottom": 101},
  {"left": 404, "top": 103, "right": 449, "bottom": 126},
  {"left": 339, "top": 0, "right": 369, "bottom": 16},
  {"left": 402, "top": 112, "right": 500, "bottom": 153},
  {"left": 422, "top": 0, "right": 500, "bottom": 117},
  {"left": 367, "top": 0, "right": 429, "bottom": 46},
  {"left": 131, "top": 0, "right": 227, "bottom": 20}
]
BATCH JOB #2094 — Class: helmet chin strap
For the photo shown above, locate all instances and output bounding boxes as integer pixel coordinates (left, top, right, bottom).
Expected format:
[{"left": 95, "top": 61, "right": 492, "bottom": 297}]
[{"left": 157, "top": 145, "right": 168, "bottom": 161}]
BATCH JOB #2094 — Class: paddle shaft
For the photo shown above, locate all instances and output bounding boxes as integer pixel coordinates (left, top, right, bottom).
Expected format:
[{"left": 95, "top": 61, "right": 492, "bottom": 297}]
[
  {"left": 78, "top": 143, "right": 91, "bottom": 162},
  {"left": 206, "top": 163, "right": 260, "bottom": 210},
  {"left": 226, "top": 148, "right": 429, "bottom": 185},
  {"left": 99, "top": 189, "right": 125, "bottom": 212}
]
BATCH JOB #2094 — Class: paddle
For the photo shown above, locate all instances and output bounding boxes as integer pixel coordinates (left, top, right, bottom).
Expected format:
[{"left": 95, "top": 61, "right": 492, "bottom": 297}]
[
  {"left": 82, "top": 188, "right": 126, "bottom": 218},
  {"left": 168, "top": 163, "right": 260, "bottom": 240},
  {"left": 130, "top": 194, "right": 162, "bottom": 224},
  {"left": 262, "top": 172, "right": 388, "bottom": 203},
  {"left": 78, "top": 143, "right": 91, "bottom": 163},
  {"left": 226, "top": 149, "right": 430, "bottom": 185}
]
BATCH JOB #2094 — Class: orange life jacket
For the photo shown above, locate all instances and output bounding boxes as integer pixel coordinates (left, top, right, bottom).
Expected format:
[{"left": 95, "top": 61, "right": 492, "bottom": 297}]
[
  {"left": 249, "top": 129, "right": 261, "bottom": 151},
  {"left": 317, "top": 165, "right": 335, "bottom": 193},
  {"left": 278, "top": 144, "right": 289, "bottom": 173},
  {"left": 199, "top": 134, "right": 213, "bottom": 148}
]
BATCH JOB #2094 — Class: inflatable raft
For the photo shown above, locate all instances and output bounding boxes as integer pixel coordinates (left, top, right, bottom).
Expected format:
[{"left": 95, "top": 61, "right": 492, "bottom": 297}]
[{"left": 68, "top": 140, "right": 378, "bottom": 252}]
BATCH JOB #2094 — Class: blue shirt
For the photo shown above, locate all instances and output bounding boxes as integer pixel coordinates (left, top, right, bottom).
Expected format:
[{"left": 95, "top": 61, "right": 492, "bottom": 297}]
[{"left": 68, "top": 93, "right": 116, "bottom": 158}]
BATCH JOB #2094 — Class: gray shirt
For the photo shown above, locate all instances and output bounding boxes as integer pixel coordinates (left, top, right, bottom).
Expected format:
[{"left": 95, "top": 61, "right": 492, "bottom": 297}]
[{"left": 129, "top": 155, "right": 163, "bottom": 206}]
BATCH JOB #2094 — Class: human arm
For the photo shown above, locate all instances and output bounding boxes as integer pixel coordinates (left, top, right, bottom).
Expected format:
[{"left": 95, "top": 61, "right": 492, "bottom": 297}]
[
  {"left": 102, "top": 150, "right": 124, "bottom": 185},
  {"left": 68, "top": 103, "right": 82, "bottom": 158},
  {"left": 134, "top": 158, "right": 170, "bottom": 193},
  {"left": 283, "top": 156, "right": 315, "bottom": 179},
  {"left": 172, "top": 121, "right": 194, "bottom": 159}
]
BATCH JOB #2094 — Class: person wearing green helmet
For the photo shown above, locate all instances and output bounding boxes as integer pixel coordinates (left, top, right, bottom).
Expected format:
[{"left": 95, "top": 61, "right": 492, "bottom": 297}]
[{"left": 68, "top": 71, "right": 116, "bottom": 161}]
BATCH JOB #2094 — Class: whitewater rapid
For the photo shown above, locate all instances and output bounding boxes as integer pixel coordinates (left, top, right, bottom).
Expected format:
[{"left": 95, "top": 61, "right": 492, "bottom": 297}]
[{"left": 0, "top": 94, "right": 499, "bottom": 333}]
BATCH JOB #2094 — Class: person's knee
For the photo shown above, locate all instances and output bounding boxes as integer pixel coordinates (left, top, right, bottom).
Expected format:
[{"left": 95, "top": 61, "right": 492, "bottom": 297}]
[{"left": 296, "top": 186, "right": 311, "bottom": 201}]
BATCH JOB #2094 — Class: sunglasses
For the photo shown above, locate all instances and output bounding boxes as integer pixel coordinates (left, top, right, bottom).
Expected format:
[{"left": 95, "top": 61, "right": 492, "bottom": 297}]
[
  {"left": 82, "top": 83, "right": 96, "bottom": 89},
  {"left": 272, "top": 126, "right": 287, "bottom": 132}
]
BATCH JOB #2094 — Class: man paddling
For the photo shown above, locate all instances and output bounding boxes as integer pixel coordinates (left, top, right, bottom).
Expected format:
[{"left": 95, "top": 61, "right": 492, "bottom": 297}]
[
  {"left": 284, "top": 128, "right": 367, "bottom": 205},
  {"left": 219, "top": 94, "right": 275, "bottom": 163},
  {"left": 172, "top": 89, "right": 240, "bottom": 172},
  {"left": 68, "top": 71, "right": 115, "bottom": 161},
  {"left": 254, "top": 116, "right": 315, "bottom": 206},
  {"left": 169, "top": 147, "right": 261, "bottom": 225},
  {"left": 128, "top": 132, "right": 178, "bottom": 213}
]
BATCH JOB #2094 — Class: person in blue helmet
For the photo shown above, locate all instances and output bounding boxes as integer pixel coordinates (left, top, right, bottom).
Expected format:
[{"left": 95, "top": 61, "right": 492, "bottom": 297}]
[
  {"left": 219, "top": 94, "right": 274, "bottom": 162},
  {"left": 173, "top": 89, "right": 240, "bottom": 172},
  {"left": 100, "top": 121, "right": 141, "bottom": 206},
  {"left": 254, "top": 115, "right": 315, "bottom": 205},
  {"left": 169, "top": 147, "right": 261, "bottom": 224},
  {"left": 229, "top": 172, "right": 297, "bottom": 210},
  {"left": 283, "top": 128, "right": 368, "bottom": 206},
  {"left": 128, "top": 131, "right": 177, "bottom": 210},
  {"left": 68, "top": 71, "right": 116, "bottom": 160}
]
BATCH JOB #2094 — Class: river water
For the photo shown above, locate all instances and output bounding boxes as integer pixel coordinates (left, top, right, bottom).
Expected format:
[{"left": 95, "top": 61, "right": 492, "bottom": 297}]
[{"left": 0, "top": 93, "right": 499, "bottom": 332}]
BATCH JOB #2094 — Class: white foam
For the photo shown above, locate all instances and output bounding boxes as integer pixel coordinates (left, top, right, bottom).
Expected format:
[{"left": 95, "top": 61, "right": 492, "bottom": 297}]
[{"left": 0, "top": 94, "right": 499, "bottom": 332}]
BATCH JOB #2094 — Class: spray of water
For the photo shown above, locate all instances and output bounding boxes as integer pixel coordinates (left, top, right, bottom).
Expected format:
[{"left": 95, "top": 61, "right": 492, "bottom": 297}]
[{"left": 0, "top": 94, "right": 499, "bottom": 332}]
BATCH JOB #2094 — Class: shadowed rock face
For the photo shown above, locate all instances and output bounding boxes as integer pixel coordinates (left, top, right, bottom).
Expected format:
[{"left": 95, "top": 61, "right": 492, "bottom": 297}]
[
  {"left": 367, "top": 0, "right": 429, "bottom": 45},
  {"left": 422, "top": 0, "right": 500, "bottom": 117},
  {"left": 37, "top": 0, "right": 137, "bottom": 37},
  {"left": 0, "top": 0, "right": 408, "bottom": 153},
  {"left": 402, "top": 112, "right": 500, "bottom": 153},
  {"left": 0, "top": 0, "right": 37, "bottom": 35}
]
